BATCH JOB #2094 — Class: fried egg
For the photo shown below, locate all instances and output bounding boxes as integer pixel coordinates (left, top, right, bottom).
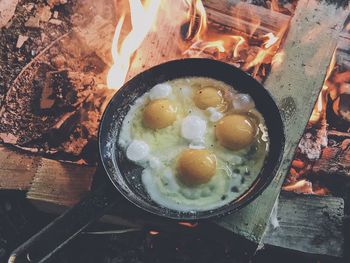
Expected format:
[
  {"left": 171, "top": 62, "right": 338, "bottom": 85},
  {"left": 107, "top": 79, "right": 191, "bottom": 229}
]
[
  {"left": 143, "top": 99, "right": 177, "bottom": 129},
  {"left": 119, "top": 77, "right": 269, "bottom": 211}
]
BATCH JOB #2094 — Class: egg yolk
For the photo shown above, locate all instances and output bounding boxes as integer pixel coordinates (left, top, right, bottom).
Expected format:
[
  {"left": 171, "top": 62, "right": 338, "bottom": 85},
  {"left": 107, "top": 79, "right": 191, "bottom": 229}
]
[
  {"left": 215, "top": 114, "right": 256, "bottom": 151},
  {"left": 194, "top": 87, "right": 224, "bottom": 110},
  {"left": 177, "top": 149, "right": 216, "bottom": 186},
  {"left": 143, "top": 99, "right": 177, "bottom": 129}
]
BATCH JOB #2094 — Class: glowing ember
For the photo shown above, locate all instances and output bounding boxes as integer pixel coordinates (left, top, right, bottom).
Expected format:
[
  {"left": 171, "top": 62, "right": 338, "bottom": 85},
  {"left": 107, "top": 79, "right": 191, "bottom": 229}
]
[
  {"left": 107, "top": 0, "right": 161, "bottom": 89},
  {"left": 178, "top": 222, "right": 198, "bottom": 228},
  {"left": 282, "top": 179, "right": 314, "bottom": 194},
  {"left": 149, "top": 230, "right": 159, "bottom": 235}
]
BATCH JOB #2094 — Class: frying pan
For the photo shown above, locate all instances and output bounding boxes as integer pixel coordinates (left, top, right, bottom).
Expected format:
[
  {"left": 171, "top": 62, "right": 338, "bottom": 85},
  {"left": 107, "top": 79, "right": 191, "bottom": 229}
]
[{"left": 9, "top": 58, "right": 285, "bottom": 263}]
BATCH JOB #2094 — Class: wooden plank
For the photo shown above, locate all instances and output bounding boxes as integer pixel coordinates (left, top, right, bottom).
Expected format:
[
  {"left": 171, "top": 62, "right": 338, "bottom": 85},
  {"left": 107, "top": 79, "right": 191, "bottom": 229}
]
[
  {"left": 336, "top": 29, "right": 350, "bottom": 69},
  {"left": 262, "top": 192, "right": 344, "bottom": 258},
  {"left": 28, "top": 189, "right": 344, "bottom": 258},
  {"left": 0, "top": 145, "right": 40, "bottom": 190},
  {"left": 27, "top": 158, "right": 95, "bottom": 207},
  {"left": 204, "top": 0, "right": 291, "bottom": 37},
  {"left": 214, "top": 0, "right": 349, "bottom": 246},
  {"left": 0, "top": 145, "right": 95, "bottom": 205}
]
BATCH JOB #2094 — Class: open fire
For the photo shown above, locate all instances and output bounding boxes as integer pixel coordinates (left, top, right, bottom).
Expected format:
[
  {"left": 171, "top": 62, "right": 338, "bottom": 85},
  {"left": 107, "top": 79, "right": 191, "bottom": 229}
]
[
  {"left": 283, "top": 33, "right": 350, "bottom": 195},
  {"left": 107, "top": 0, "right": 161, "bottom": 89},
  {"left": 108, "top": 0, "right": 290, "bottom": 89}
]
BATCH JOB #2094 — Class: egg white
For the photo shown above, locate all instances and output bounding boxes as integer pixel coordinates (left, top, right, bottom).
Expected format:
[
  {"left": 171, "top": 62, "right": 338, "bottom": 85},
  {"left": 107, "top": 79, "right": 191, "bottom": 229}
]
[{"left": 118, "top": 77, "right": 269, "bottom": 211}]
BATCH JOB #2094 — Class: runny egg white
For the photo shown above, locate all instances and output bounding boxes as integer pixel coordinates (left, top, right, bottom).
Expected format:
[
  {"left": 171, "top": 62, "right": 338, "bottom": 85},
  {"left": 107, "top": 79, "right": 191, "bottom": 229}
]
[{"left": 119, "top": 77, "right": 269, "bottom": 212}]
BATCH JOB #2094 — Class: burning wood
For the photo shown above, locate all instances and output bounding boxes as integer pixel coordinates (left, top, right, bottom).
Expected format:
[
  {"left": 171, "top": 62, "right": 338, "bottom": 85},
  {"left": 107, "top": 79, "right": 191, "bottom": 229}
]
[
  {"left": 284, "top": 21, "right": 350, "bottom": 195},
  {"left": 182, "top": 0, "right": 290, "bottom": 82},
  {"left": 16, "top": 35, "right": 29, "bottom": 49}
]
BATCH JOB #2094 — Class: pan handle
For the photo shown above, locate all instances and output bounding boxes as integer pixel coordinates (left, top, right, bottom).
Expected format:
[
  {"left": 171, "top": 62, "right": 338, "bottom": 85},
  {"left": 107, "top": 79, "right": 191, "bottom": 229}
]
[{"left": 8, "top": 180, "right": 119, "bottom": 263}]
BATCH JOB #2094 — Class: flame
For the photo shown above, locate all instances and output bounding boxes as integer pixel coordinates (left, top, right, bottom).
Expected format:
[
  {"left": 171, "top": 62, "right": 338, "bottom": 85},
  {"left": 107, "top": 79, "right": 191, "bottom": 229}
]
[
  {"left": 272, "top": 51, "right": 284, "bottom": 67},
  {"left": 182, "top": 0, "right": 286, "bottom": 78},
  {"left": 229, "top": 36, "right": 246, "bottom": 58},
  {"left": 309, "top": 50, "right": 337, "bottom": 123},
  {"left": 107, "top": 0, "right": 161, "bottom": 89},
  {"left": 185, "top": 39, "right": 225, "bottom": 56},
  {"left": 243, "top": 32, "right": 280, "bottom": 73},
  {"left": 183, "top": 0, "right": 207, "bottom": 41}
]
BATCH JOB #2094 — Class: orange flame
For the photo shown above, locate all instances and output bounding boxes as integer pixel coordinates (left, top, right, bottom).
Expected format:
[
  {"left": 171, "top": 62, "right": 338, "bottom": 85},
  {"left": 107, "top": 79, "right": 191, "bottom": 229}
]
[
  {"left": 107, "top": 0, "right": 161, "bottom": 89},
  {"left": 183, "top": 0, "right": 207, "bottom": 41},
  {"left": 185, "top": 39, "right": 225, "bottom": 56},
  {"left": 181, "top": 0, "right": 288, "bottom": 80},
  {"left": 243, "top": 32, "right": 280, "bottom": 72},
  {"left": 309, "top": 50, "right": 337, "bottom": 123},
  {"left": 229, "top": 36, "right": 246, "bottom": 58}
]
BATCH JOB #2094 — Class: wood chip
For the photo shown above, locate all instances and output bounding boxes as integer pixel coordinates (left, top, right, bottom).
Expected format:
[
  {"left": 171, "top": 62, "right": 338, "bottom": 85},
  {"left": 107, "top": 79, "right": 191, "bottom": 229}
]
[
  {"left": 25, "top": 5, "right": 52, "bottom": 28},
  {"left": 40, "top": 84, "right": 55, "bottom": 109},
  {"left": 16, "top": 35, "right": 29, "bottom": 48},
  {"left": 0, "top": 0, "right": 19, "bottom": 28},
  {"left": 25, "top": 16, "right": 40, "bottom": 28},
  {"left": 0, "top": 133, "right": 18, "bottom": 144},
  {"left": 24, "top": 3, "right": 34, "bottom": 12},
  {"left": 37, "top": 5, "right": 52, "bottom": 22},
  {"left": 49, "top": 19, "right": 62, "bottom": 25},
  {"left": 47, "top": 0, "right": 67, "bottom": 7}
]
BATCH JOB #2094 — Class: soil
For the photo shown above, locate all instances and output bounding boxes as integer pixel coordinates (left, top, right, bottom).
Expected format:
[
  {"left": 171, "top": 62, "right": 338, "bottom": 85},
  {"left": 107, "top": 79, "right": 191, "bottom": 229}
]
[{"left": 0, "top": 0, "right": 114, "bottom": 164}]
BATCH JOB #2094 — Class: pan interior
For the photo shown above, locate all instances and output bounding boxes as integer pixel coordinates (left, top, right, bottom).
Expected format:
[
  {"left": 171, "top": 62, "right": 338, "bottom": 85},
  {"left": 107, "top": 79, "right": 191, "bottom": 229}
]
[{"left": 99, "top": 58, "right": 284, "bottom": 220}]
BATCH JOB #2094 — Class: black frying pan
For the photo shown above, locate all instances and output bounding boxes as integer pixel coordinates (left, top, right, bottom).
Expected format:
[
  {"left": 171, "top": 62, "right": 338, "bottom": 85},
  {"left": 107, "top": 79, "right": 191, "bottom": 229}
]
[{"left": 9, "top": 58, "right": 284, "bottom": 263}]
